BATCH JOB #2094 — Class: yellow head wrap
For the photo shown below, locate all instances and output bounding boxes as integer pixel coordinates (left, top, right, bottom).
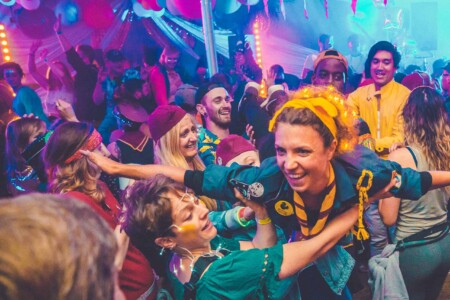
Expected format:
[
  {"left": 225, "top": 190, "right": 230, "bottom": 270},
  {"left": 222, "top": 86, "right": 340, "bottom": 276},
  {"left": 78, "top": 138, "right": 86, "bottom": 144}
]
[{"left": 269, "top": 97, "right": 338, "bottom": 140}]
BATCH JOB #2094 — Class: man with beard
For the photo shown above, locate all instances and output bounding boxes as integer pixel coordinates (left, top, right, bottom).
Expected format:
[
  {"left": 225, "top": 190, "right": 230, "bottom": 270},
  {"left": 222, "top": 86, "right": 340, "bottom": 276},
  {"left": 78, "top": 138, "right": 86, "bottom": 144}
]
[
  {"left": 195, "top": 82, "right": 232, "bottom": 166},
  {"left": 347, "top": 41, "right": 410, "bottom": 258}
]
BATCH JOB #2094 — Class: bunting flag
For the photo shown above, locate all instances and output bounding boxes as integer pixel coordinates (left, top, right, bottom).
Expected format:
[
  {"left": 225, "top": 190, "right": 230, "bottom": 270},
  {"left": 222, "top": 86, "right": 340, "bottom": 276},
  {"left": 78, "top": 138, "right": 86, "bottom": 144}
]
[
  {"left": 384, "top": 0, "right": 388, "bottom": 5},
  {"left": 263, "top": 0, "right": 269, "bottom": 17},
  {"left": 351, "top": 0, "right": 357, "bottom": 14},
  {"left": 280, "top": 0, "right": 286, "bottom": 20},
  {"left": 324, "top": 0, "right": 328, "bottom": 18},
  {"left": 109, "top": 9, "right": 133, "bottom": 50},
  {"left": 303, "top": 0, "right": 308, "bottom": 19}
]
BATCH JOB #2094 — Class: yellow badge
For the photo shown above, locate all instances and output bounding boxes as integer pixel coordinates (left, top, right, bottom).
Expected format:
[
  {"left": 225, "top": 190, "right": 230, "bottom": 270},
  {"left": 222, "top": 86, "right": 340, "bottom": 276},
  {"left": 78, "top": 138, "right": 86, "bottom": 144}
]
[{"left": 275, "top": 200, "right": 294, "bottom": 216}]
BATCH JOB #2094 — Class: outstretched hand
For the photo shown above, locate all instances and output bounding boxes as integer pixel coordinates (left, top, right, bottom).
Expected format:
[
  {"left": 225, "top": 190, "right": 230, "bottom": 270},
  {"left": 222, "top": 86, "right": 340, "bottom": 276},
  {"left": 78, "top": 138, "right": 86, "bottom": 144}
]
[
  {"left": 233, "top": 188, "right": 267, "bottom": 220},
  {"left": 56, "top": 99, "right": 78, "bottom": 122},
  {"left": 29, "top": 40, "right": 42, "bottom": 55},
  {"left": 245, "top": 124, "right": 255, "bottom": 146},
  {"left": 81, "top": 149, "right": 118, "bottom": 175}
]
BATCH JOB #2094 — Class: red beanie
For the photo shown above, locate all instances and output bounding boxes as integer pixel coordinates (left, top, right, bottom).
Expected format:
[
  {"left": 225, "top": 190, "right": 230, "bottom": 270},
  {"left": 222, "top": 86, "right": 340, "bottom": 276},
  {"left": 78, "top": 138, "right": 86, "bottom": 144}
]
[
  {"left": 216, "top": 134, "right": 256, "bottom": 166},
  {"left": 147, "top": 105, "right": 186, "bottom": 141}
]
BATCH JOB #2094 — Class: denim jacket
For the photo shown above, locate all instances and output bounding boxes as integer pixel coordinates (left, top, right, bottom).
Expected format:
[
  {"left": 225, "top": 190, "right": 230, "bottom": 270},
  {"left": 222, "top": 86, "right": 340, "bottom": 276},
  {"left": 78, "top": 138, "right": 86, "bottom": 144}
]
[{"left": 184, "top": 145, "right": 430, "bottom": 294}]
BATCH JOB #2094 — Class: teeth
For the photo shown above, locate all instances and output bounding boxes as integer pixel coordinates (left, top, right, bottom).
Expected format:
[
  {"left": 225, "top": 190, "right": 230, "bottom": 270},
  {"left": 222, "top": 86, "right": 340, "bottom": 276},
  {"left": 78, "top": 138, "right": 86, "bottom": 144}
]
[{"left": 288, "top": 174, "right": 303, "bottom": 179}]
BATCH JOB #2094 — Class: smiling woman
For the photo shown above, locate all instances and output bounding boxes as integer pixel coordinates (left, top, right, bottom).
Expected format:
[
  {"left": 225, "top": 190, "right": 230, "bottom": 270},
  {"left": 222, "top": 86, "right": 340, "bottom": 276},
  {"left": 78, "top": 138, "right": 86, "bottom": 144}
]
[
  {"left": 44, "top": 122, "right": 157, "bottom": 300},
  {"left": 122, "top": 175, "right": 359, "bottom": 299},
  {"left": 82, "top": 85, "right": 450, "bottom": 299}
]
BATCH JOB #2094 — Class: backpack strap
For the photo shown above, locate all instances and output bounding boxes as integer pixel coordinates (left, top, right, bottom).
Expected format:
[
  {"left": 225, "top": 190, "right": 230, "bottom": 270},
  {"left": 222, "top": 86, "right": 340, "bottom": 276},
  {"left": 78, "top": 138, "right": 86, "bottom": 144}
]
[
  {"left": 406, "top": 146, "right": 418, "bottom": 168},
  {"left": 395, "top": 221, "right": 449, "bottom": 251},
  {"left": 183, "top": 255, "right": 220, "bottom": 300}
]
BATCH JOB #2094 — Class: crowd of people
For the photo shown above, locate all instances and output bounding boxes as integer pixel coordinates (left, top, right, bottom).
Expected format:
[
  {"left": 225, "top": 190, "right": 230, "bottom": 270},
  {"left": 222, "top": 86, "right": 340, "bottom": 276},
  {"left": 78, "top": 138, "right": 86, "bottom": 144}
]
[{"left": 1, "top": 23, "right": 450, "bottom": 300}]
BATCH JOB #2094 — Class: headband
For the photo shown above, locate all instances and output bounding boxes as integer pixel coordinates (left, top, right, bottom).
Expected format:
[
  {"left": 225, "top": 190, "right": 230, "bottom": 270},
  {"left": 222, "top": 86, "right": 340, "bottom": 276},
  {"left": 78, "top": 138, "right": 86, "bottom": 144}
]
[
  {"left": 269, "top": 97, "right": 338, "bottom": 140},
  {"left": 64, "top": 129, "right": 102, "bottom": 164}
]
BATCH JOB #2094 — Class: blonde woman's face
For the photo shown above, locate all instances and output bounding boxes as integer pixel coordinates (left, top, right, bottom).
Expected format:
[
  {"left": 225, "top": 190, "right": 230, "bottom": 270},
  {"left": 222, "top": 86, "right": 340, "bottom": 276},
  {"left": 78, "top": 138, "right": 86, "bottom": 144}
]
[{"left": 178, "top": 116, "right": 198, "bottom": 160}]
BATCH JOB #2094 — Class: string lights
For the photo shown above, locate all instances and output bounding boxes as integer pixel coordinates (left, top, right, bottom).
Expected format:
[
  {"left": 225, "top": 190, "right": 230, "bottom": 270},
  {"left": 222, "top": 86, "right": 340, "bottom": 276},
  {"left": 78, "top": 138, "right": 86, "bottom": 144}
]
[
  {"left": 253, "top": 20, "right": 265, "bottom": 97},
  {"left": 0, "top": 24, "right": 11, "bottom": 62}
]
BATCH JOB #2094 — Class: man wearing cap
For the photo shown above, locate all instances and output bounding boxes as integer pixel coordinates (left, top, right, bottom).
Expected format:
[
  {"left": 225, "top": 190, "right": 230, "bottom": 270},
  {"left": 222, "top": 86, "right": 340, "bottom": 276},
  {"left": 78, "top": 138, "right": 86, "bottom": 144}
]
[
  {"left": 93, "top": 49, "right": 127, "bottom": 144},
  {"left": 107, "top": 99, "right": 152, "bottom": 191},
  {"left": 431, "top": 59, "right": 446, "bottom": 93},
  {"left": 148, "top": 47, "right": 185, "bottom": 106},
  {"left": 302, "top": 34, "right": 334, "bottom": 80},
  {"left": 311, "top": 49, "right": 348, "bottom": 94},
  {"left": 195, "top": 82, "right": 233, "bottom": 166}
]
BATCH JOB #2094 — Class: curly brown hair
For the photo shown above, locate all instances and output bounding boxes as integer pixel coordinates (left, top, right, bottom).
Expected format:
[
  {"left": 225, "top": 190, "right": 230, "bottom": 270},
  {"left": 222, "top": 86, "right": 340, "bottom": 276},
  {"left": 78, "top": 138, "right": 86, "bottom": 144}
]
[{"left": 271, "top": 85, "right": 356, "bottom": 156}]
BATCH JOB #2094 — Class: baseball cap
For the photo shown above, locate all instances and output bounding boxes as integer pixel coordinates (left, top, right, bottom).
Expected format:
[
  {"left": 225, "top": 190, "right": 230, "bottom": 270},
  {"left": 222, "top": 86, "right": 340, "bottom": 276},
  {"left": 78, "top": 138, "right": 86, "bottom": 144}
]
[{"left": 313, "top": 49, "right": 348, "bottom": 72}]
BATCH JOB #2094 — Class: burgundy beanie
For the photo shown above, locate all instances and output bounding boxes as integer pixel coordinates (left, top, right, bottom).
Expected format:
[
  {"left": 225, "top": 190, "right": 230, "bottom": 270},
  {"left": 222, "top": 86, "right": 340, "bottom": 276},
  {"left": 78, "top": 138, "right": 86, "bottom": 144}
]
[
  {"left": 401, "top": 72, "right": 430, "bottom": 91},
  {"left": 216, "top": 134, "right": 256, "bottom": 166},
  {"left": 147, "top": 105, "right": 187, "bottom": 141}
]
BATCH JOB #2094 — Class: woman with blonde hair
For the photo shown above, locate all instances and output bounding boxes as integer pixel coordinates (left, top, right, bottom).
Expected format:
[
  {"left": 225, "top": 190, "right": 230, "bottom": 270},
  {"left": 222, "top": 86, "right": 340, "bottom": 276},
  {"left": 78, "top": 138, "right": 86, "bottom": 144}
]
[
  {"left": 44, "top": 122, "right": 157, "bottom": 300},
  {"left": 379, "top": 86, "right": 450, "bottom": 300},
  {"left": 83, "top": 86, "right": 450, "bottom": 299}
]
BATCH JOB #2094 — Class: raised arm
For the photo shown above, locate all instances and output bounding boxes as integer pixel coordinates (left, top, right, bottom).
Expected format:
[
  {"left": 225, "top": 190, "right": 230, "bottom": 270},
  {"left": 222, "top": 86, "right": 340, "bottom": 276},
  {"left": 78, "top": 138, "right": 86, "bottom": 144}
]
[
  {"left": 278, "top": 205, "right": 358, "bottom": 280},
  {"left": 237, "top": 190, "right": 277, "bottom": 250},
  {"left": 28, "top": 41, "right": 49, "bottom": 90},
  {"left": 81, "top": 150, "right": 186, "bottom": 182},
  {"left": 92, "top": 70, "right": 108, "bottom": 105},
  {"left": 54, "top": 14, "right": 72, "bottom": 52}
]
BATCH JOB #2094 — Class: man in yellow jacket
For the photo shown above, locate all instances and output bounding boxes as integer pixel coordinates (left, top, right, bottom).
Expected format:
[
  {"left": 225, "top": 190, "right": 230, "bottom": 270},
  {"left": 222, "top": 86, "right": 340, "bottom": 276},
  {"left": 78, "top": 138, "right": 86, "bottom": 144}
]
[
  {"left": 347, "top": 41, "right": 410, "bottom": 159},
  {"left": 347, "top": 41, "right": 411, "bottom": 258}
]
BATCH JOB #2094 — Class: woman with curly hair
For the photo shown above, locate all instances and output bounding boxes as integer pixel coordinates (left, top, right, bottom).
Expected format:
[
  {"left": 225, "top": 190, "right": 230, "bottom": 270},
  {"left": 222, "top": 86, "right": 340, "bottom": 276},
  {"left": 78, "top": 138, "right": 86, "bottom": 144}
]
[
  {"left": 44, "top": 122, "right": 157, "bottom": 300},
  {"left": 83, "top": 86, "right": 450, "bottom": 299},
  {"left": 379, "top": 87, "right": 450, "bottom": 300}
]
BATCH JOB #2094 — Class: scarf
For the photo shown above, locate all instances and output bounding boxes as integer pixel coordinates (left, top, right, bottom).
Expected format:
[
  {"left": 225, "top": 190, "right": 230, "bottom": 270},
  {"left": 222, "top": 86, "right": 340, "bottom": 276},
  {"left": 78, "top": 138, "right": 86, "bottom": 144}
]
[{"left": 293, "top": 163, "right": 336, "bottom": 240}]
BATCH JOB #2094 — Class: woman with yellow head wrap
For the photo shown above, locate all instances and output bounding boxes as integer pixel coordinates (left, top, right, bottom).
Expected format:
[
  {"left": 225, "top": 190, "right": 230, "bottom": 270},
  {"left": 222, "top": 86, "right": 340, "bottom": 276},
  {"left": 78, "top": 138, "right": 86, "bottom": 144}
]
[{"left": 83, "top": 85, "right": 450, "bottom": 299}]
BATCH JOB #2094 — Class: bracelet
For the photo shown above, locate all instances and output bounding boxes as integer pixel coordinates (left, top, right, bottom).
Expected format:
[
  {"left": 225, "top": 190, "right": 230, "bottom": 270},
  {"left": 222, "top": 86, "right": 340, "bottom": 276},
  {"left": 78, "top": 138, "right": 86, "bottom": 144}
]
[
  {"left": 255, "top": 216, "right": 272, "bottom": 225},
  {"left": 236, "top": 207, "right": 251, "bottom": 228}
]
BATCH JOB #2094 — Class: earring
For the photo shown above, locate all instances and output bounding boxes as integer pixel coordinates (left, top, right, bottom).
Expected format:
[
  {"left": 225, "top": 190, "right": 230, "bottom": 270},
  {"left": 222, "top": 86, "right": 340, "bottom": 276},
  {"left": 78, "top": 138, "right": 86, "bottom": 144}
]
[{"left": 159, "top": 247, "right": 165, "bottom": 256}]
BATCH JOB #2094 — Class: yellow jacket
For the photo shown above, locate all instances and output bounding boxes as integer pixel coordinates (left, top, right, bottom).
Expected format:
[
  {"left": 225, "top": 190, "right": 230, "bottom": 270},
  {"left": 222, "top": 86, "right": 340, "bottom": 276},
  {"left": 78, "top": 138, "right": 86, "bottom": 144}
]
[{"left": 347, "top": 80, "right": 410, "bottom": 156}]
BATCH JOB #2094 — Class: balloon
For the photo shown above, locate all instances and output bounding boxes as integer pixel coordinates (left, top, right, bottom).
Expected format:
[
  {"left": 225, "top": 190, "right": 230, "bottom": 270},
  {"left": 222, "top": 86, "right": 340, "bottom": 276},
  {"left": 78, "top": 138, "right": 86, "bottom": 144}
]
[
  {"left": 133, "top": 2, "right": 165, "bottom": 18},
  {"left": 0, "top": 0, "right": 16, "bottom": 7},
  {"left": 237, "top": 0, "right": 259, "bottom": 5},
  {"left": 17, "top": 5, "right": 56, "bottom": 39},
  {"left": 215, "top": 0, "right": 241, "bottom": 14},
  {"left": 81, "top": 0, "right": 114, "bottom": 29},
  {"left": 214, "top": 4, "right": 248, "bottom": 30},
  {"left": 172, "top": 0, "right": 216, "bottom": 20},
  {"left": 18, "top": 0, "right": 40, "bottom": 10},
  {"left": 55, "top": 0, "right": 79, "bottom": 25},
  {"left": 166, "top": 0, "right": 181, "bottom": 16},
  {"left": 156, "top": 0, "right": 166, "bottom": 8},
  {"left": 139, "top": 0, "right": 163, "bottom": 11}
]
